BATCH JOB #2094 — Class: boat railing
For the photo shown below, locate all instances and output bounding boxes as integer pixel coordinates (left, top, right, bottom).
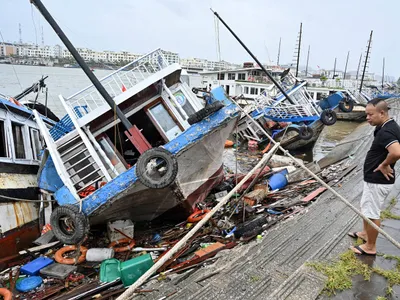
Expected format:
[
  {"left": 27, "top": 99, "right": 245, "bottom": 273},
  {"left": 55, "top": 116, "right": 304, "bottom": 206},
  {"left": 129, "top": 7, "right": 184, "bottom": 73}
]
[{"left": 64, "top": 48, "right": 169, "bottom": 119}]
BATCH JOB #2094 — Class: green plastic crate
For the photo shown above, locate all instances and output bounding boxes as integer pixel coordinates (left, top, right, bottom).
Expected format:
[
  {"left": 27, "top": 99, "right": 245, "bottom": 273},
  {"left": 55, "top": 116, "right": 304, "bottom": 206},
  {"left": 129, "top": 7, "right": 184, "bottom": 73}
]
[
  {"left": 100, "top": 258, "right": 121, "bottom": 283},
  {"left": 120, "top": 253, "right": 154, "bottom": 287}
]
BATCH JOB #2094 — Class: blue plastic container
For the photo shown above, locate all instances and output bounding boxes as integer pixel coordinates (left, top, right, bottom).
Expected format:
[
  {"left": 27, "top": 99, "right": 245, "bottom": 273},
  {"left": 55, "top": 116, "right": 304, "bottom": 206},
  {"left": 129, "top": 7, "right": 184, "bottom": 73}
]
[
  {"left": 16, "top": 276, "right": 43, "bottom": 292},
  {"left": 21, "top": 257, "right": 54, "bottom": 276},
  {"left": 268, "top": 169, "right": 288, "bottom": 191}
]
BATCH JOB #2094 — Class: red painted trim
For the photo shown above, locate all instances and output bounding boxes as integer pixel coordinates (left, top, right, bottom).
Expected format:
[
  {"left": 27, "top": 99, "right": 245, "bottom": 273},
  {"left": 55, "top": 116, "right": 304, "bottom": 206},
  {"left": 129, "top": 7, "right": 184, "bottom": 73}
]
[{"left": 124, "top": 125, "right": 152, "bottom": 154}]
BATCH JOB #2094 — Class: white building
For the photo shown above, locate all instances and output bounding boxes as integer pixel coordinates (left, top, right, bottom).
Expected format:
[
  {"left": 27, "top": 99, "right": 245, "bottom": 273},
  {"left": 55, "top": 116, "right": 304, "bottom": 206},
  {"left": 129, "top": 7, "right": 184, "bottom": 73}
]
[
  {"left": 160, "top": 50, "right": 179, "bottom": 65},
  {"left": 53, "top": 45, "right": 63, "bottom": 58}
]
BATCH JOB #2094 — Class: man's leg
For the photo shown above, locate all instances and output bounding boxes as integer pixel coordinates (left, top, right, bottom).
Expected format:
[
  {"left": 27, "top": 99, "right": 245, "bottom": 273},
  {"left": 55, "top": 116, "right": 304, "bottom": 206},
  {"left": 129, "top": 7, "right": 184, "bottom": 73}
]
[{"left": 353, "top": 218, "right": 380, "bottom": 254}]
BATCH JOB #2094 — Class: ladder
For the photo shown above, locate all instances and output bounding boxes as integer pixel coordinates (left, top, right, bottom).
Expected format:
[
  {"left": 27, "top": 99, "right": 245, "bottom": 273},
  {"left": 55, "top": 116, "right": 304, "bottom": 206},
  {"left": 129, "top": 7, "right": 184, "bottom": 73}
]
[{"left": 33, "top": 104, "right": 114, "bottom": 200}]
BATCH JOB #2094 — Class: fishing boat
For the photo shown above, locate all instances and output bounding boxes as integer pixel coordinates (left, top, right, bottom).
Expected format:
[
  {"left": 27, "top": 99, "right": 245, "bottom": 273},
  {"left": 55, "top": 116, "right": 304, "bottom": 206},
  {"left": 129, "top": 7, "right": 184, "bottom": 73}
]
[
  {"left": 234, "top": 70, "right": 347, "bottom": 150},
  {"left": 34, "top": 47, "right": 240, "bottom": 244},
  {"left": 0, "top": 83, "right": 57, "bottom": 259}
]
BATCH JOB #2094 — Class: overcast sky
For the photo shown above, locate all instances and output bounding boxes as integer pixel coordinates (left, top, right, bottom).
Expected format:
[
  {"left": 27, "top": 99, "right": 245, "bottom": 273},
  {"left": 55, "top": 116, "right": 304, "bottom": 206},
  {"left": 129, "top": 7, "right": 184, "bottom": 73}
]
[{"left": 1, "top": 0, "right": 398, "bottom": 78}]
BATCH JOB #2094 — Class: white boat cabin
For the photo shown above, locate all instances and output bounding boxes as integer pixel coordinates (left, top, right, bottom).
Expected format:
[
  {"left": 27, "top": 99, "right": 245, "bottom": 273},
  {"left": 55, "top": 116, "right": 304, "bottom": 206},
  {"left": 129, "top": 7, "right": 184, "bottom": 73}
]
[{"left": 35, "top": 49, "right": 206, "bottom": 199}]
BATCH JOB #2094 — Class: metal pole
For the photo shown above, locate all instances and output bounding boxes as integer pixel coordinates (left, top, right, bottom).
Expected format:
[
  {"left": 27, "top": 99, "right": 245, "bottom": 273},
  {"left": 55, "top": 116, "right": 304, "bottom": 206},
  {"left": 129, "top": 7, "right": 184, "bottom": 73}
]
[
  {"left": 277, "top": 37, "right": 281, "bottom": 66},
  {"left": 30, "top": 0, "right": 133, "bottom": 132},
  {"left": 212, "top": 10, "right": 295, "bottom": 104},
  {"left": 356, "top": 53, "right": 362, "bottom": 81},
  {"left": 333, "top": 57, "right": 337, "bottom": 79},
  {"left": 359, "top": 30, "right": 373, "bottom": 93},
  {"left": 305, "top": 45, "right": 310, "bottom": 77},
  {"left": 343, "top": 51, "right": 349, "bottom": 81},
  {"left": 295, "top": 23, "right": 302, "bottom": 77},
  {"left": 382, "top": 57, "right": 385, "bottom": 89},
  {"left": 45, "top": 87, "right": 48, "bottom": 118}
]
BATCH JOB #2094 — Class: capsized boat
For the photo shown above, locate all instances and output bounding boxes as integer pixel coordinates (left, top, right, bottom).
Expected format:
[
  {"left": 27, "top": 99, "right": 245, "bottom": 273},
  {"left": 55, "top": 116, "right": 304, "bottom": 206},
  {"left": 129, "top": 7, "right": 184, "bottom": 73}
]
[{"left": 35, "top": 49, "right": 240, "bottom": 244}]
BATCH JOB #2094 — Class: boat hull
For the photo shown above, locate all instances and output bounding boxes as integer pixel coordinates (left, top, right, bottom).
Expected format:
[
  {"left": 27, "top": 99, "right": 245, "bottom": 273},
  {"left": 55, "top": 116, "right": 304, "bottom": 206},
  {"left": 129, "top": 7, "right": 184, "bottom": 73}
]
[
  {"left": 0, "top": 172, "right": 40, "bottom": 259},
  {"left": 276, "top": 121, "right": 325, "bottom": 150},
  {"left": 89, "top": 117, "right": 237, "bottom": 224}
]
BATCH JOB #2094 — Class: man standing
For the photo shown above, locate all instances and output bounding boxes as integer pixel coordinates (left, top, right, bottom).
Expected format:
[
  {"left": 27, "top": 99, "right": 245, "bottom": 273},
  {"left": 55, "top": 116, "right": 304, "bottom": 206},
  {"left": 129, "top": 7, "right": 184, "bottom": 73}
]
[{"left": 349, "top": 98, "right": 400, "bottom": 255}]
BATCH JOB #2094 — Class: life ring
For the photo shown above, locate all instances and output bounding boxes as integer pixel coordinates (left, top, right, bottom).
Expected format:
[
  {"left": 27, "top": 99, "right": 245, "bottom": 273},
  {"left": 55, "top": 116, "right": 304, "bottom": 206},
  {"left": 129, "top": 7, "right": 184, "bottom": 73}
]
[
  {"left": 187, "top": 209, "right": 211, "bottom": 223},
  {"left": 108, "top": 238, "right": 136, "bottom": 252},
  {"left": 55, "top": 245, "right": 88, "bottom": 265},
  {"left": 0, "top": 288, "right": 12, "bottom": 300}
]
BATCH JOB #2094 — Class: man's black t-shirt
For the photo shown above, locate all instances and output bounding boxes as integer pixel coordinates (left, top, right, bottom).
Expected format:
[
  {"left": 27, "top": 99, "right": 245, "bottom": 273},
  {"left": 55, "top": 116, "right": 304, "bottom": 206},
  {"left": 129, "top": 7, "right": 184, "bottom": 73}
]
[{"left": 364, "top": 119, "right": 400, "bottom": 184}]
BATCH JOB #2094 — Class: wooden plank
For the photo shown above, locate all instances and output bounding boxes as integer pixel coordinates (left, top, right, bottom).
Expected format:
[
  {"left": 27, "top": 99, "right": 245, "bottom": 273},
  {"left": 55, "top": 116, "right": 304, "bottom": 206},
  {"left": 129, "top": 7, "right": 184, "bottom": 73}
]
[{"left": 302, "top": 187, "right": 327, "bottom": 202}]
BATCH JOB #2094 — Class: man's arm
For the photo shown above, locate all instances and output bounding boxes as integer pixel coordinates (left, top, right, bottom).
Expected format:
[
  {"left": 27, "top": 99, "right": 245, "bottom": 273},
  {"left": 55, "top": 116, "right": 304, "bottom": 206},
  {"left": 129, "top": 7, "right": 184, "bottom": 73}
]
[{"left": 374, "top": 142, "right": 400, "bottom": 180}]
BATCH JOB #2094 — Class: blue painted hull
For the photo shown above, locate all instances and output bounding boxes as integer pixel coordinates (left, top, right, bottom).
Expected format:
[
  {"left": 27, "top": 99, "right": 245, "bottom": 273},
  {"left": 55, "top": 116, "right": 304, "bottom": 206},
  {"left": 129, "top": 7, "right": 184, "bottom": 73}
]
[{"left": 55, "top": 103, "right": 240, "bottom": 222}]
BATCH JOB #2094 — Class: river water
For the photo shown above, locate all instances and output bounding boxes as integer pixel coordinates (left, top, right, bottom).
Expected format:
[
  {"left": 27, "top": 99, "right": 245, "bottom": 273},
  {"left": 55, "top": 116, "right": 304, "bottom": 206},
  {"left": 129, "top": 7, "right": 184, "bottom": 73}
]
[{"left": 0, "top": 64, "right": 363, "bottom": 160}]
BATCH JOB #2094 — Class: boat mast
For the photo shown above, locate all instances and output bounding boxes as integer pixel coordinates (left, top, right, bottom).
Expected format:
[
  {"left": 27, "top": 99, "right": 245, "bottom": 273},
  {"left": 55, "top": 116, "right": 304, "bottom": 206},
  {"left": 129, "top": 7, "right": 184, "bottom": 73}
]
[
  {"left": 295, "top": 23, "right": 302, "bottom": 77},
  {"left": 30, "top": 0, "right": 134, "bottom": 133},
  {"left": 343, "top": 51, "right": 349, "bottom": 81},
  {"left": 333, "top": 57, "right": 337, "bottom": 79},
  {"left": 305, "top": 45, "right": 310, "bottom": 78},
  {"left": 277, "top": 37, "right": 281, "bottom": 66},
  {"left": 382, "top": 57, "right": 385, "bottom": 89},
  {"left": 356, "top": 53, "right": 362, "bottom": 81},
  {"left": 211, "top": 10, "right": 295, "bottom": 104},
  {"left": 359, "top": 30, "right": 373, "bottom": 93}
]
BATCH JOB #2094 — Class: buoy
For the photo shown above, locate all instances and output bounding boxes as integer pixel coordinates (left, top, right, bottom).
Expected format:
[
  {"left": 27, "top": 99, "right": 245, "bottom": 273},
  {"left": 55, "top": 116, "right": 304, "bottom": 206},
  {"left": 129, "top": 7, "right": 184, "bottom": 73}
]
[{"left": 225, "top": 140, "right": 234, "bottom": 148}]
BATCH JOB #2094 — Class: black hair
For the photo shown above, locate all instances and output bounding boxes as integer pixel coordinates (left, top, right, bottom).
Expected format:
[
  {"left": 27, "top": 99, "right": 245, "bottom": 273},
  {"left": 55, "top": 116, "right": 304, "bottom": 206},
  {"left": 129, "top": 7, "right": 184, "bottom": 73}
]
[{"left": 368, "top": 97, "right": 391, "bottom": 111}]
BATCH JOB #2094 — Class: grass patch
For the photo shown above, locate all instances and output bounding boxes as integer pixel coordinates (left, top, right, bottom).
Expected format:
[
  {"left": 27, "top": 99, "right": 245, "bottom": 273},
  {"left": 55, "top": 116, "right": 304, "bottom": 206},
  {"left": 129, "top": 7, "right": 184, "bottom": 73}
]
[
  {"left": 381, "top": 198, "right": 400, "bottom": 220},
  {"left": 376, "top": 297, "right": 387, "bottom": 300},
  {"left": 307, "top": 250, "right": 371, "bottom": 295},
  {"left": 308, "top": 250, "right": 400, "bottom": 296}
]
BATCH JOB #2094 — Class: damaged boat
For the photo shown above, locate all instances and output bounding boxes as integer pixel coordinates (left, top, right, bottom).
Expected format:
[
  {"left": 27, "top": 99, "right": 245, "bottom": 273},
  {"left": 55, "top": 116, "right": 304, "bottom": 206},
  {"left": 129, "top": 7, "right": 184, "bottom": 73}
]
[
  {"left": 235, "top": 70, "right": 348, "bottom": 150},
  {"left": 0, "top": 81, "right": 57, "bottom": 259},
  {"left": 34, "top": 48, "right": 240, "bottom": 245}
]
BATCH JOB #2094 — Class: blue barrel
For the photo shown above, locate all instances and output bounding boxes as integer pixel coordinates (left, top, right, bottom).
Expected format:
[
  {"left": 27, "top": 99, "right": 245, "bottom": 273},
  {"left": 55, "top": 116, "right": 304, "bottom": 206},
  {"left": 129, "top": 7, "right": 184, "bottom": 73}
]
[{"left": 268, "top": 169, "right": 288, "bottom": 190}]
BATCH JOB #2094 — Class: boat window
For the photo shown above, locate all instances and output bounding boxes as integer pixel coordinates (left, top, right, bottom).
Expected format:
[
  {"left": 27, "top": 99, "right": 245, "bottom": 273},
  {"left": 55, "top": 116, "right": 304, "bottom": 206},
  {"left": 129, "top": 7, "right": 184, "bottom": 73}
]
[
  {"left": 12, "top": 122, "right": 26, "bottom": 159},
  {"left": 148, "top": 103, "right": 182, "bottom": 141},
  {"left": 238, "top": 73, "right": 246, "bottom": 80},
  {"left": 244, "top": 87, "right": 249, "bottom": 94},
  {"left": 30, "top": 128, "right": 41, "bottom": 160},
  {"left": 250, "top": 87, "right": 258, "bottom": 95},
  {"left": 228, "top": 73, "right": 235, "bottom": 80},
  {"left": 260, "top": 88, "right": 265, "bottom": 94},
  {"left": 217, "top": 73, "right": 225, "bottom": 80},
  {"left": 0, "top": 120, "right": 8, "bottom": 158},
  {"left": 173, "top": 90, "right": 195, "bottom": 119}
]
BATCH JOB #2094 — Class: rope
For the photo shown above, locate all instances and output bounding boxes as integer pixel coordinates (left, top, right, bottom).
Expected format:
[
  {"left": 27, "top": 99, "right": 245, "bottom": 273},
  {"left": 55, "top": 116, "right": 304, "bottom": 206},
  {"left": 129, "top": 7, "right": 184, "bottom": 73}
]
[
  {"left": 117, "top": 143, "right": 280, "bottom": 300},
  {"left": 0, "top": 194, "right": 55, "bottom": 202}
]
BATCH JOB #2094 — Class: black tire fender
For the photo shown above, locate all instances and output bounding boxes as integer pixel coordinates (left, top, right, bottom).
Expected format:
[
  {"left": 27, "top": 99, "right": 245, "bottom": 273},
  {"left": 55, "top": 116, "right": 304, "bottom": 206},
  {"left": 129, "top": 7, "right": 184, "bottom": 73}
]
[
  {"left": 50, "top": 204, "right": 89, "bottom": 245},
  {"left": 338, "top": 98, "right": 354, "bottom": 112},
  {"left": 320, "top": 109, "right": 337, "bottom": 126},
  {"left": 192, "top": 87, "right": 199, "bottom": 94},
  {"left": 135, "top": 148, "right": 178, "bottom": 189},
  {"left": 298, "top": 126, "right": 314, "bottom": 140},
  {"left": 187, "top": 101, "right": 224, "bottom": 125}
]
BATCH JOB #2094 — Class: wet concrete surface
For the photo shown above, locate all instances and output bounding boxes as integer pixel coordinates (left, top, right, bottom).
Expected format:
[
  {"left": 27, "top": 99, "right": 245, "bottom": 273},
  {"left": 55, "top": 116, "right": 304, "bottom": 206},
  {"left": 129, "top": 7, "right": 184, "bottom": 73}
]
[{"left": 321, "top": 199, "right": 400, "bottom": 300}]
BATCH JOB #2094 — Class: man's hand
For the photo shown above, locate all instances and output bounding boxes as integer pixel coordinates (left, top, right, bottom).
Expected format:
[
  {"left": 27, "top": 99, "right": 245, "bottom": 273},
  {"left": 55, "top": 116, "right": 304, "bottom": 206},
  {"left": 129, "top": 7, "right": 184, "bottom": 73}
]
[{"left": 374, "top": 163, "right": 394, "bottom": 181}]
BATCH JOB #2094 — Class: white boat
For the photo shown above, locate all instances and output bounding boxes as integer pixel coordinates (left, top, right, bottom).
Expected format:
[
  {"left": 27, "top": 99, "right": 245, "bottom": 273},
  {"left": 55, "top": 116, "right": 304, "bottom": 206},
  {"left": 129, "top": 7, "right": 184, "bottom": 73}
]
[
  {"left": 35, "top": 49, "right": 240, "bottom": 244},
  {"left": 0, "top": 89, "right": 56, "bottom": 260}
]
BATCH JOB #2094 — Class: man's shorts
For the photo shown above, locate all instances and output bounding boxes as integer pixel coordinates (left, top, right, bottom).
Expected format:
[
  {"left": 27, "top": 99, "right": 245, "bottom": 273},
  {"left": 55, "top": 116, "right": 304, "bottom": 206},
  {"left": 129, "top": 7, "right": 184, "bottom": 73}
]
[{"left": 361, "top": 181, "right": 393, "bottom": 219}]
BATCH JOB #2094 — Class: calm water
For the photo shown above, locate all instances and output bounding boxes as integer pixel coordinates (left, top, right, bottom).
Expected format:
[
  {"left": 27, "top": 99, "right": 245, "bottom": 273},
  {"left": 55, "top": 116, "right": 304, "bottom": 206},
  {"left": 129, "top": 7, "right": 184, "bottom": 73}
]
[
  {"left": 0, "top": 64, "right": 362, "bottom": 160},
  {"left": 313, "top": 120, "right": 361, "bottom": 161},
  {"left": 0, "top": 64, "right": 113, "bottom": 117}
]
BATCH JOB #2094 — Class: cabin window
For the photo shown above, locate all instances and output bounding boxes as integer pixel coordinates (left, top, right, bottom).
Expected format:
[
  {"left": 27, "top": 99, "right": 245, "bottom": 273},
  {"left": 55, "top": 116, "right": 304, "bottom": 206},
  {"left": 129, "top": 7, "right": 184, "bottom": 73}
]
[
  {"left": 250, "top": 87, "right": 258, "bottom": 95},
  {"left": 217, "top": 73, "right": 225, "bottom": 80},
  {"left": 0, "top": 120, "right": 8, "bottom": 158},
  {"left": 244, "top": 87, "right": 249, "bottom": 94},
  {"left": 173, "top": 90, "right": 196, "bottom": 119},
  {"left": 30, "top": 128, "right": 41, "bottom": 160},
  {"left": 260, "top": 88, "right": 265, "bottom": 94},
  {"left": 238, "top": 73, "right": 246, "bottom": 80},
  {"left": 12, "top": 122, "right": 25, "bottom": 159},
  {"left": 228, "top": 73, "right": 235, "bottom": 80}
]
